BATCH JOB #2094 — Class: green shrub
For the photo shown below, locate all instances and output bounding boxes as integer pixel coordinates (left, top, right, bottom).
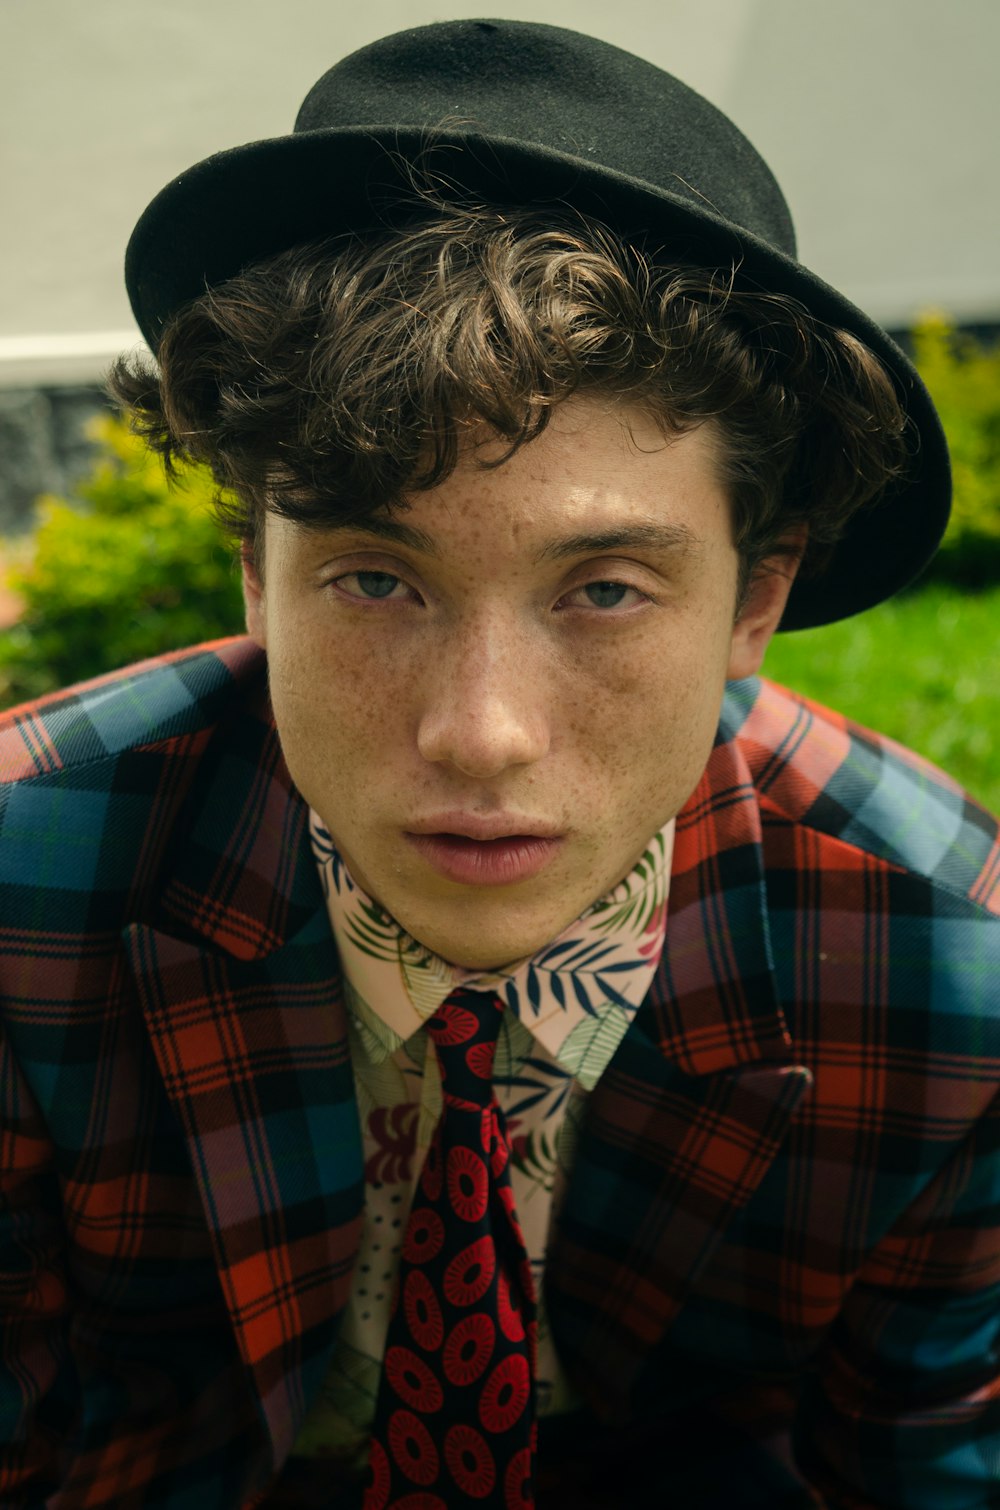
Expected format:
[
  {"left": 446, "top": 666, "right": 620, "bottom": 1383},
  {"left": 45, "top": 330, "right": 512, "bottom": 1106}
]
[
  {"left": 0, "top": 417, "right": 244, "bottom": 708},
  {"left": 912, "top": 313, "right": 1000, "bottom": 585}
]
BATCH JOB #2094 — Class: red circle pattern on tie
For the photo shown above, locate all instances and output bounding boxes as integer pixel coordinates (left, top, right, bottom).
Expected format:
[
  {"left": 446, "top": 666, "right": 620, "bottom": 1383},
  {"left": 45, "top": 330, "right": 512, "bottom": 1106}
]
[{"left": 363, "top": 989, "right": 537, "bottom": 1509}]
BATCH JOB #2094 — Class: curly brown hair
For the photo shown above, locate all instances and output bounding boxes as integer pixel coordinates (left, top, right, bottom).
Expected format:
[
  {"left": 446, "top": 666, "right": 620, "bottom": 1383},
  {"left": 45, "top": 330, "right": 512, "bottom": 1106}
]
[{"left": 108, "top": 201, "right": 911, "bottom": 590}]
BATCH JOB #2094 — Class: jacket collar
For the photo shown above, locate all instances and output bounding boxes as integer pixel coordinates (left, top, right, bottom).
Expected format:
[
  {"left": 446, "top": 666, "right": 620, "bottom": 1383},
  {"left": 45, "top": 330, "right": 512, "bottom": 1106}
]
[{"left": 155, "top": 664, "right": 323, "bottom": 960}]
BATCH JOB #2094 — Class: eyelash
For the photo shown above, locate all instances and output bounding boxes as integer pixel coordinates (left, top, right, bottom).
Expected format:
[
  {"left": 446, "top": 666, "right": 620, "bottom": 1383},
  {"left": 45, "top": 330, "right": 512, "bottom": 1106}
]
[
  {"left": 329, "top": 570, "right": 651, "bottom": 612},
  {"left": 333, "top": 570, "right": 412, "bottom": 602},
  {"left": 569, "top": 581, "right": 647, "bottom": 611}
]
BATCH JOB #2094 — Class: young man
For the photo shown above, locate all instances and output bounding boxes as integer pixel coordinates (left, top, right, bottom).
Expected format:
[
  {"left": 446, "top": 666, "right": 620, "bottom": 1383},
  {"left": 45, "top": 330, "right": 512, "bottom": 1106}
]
[{"left": 1, "top": 19, "right": 997, "bottom": 1510}]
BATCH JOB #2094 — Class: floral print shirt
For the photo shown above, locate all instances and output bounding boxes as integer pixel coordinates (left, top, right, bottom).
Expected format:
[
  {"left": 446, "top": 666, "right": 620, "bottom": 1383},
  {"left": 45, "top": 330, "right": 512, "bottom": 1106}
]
[{"left": 291, "top": 813, "right": 674, "bottom": 1470}]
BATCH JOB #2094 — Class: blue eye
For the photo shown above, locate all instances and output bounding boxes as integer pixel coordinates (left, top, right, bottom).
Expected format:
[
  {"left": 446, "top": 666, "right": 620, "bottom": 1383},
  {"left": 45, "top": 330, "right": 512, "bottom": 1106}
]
[
  {"left": 584, "top": 581, "right": 630, "bottom": 608},
  {"left": 355, "top": 571, "right": 401, "bottom": 598}
]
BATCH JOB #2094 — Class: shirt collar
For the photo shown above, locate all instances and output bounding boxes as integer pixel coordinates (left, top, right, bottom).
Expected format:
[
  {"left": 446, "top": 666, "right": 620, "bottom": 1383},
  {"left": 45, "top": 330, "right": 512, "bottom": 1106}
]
[{"left": 310, "top": 814, "right": 674, "bottom": 1087}]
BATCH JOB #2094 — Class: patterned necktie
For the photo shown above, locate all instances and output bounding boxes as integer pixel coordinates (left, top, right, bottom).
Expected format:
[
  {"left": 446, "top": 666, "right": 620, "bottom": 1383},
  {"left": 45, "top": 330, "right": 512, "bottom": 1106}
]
[{"left": 363, "top": 987, "right": 537, "bottom": 1509}]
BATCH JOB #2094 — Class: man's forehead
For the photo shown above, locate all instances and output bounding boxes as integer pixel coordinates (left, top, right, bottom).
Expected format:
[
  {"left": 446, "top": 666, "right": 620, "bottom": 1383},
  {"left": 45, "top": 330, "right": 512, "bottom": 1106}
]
[{"left": 270, "top": 401, "right": 722, "bottom": 562}]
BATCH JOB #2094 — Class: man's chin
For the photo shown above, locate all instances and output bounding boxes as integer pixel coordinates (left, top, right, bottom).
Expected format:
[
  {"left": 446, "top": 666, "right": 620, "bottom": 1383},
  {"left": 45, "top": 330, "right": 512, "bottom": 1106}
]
[
  {"left": 406, "top": 922, "right": 546, "bottom": 974},
  {"left": 394, "top": 898, "right": 577, "bottom": 974}
]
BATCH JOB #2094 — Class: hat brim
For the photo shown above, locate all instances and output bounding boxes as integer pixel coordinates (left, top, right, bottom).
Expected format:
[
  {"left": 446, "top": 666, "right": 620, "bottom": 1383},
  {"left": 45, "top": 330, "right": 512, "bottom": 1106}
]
[{"left": 125, "top": 126, "right": 951, "bottom": 631}]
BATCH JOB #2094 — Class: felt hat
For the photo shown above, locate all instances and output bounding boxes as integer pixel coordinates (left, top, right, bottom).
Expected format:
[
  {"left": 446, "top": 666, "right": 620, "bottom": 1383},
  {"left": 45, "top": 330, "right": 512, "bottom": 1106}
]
[{"left": 124, "top": 18, "right": 950, "bottom": 629}]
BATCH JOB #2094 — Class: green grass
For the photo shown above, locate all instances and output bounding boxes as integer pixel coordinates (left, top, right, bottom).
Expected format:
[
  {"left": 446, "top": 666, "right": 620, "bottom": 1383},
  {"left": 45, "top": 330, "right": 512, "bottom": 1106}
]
[{"left": 761, "top": 583, "right": 999, "bottom": 815}]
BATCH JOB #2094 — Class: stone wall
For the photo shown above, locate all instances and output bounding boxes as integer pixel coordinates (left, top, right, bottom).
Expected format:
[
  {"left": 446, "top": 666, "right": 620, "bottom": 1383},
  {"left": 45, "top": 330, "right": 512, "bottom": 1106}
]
[{"left": 0, "top": 384, "right": 113, "bottom": 535}]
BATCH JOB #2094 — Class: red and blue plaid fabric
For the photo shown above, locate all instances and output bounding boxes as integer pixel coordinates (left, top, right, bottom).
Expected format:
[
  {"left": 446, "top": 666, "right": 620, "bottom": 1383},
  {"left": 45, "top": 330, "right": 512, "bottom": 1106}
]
[
  {"left": 1, "top": 640, "right": 998, "bottom": 1508},
  {"left": 365, "top": 988, "right": 537, "bottom": 1509}
]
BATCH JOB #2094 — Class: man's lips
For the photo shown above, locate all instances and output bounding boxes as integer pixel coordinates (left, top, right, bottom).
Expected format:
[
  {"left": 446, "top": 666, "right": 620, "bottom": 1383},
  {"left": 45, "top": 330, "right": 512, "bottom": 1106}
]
[
  {"left": 406, "top": 814, "right": 563, "bottom": 841},
  {"left": 404, "top": 820, "right": 564, "bottom": 886}
]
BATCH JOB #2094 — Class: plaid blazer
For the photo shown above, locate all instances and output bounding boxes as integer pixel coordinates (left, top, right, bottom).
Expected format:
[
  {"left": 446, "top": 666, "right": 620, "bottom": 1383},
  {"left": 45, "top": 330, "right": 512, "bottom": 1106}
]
[{"left": 1, "top": 639, "right": 998, "bottom": 1509}]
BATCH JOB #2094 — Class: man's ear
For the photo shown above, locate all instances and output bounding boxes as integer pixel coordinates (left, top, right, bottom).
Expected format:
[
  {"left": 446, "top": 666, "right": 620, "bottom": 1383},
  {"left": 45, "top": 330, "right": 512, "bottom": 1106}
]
[
  {"left": 241, "top": 544, "right": 267, "bottom": 648},
  {"left": 726, "top": 532, "right": 806, "bottom": 681}
]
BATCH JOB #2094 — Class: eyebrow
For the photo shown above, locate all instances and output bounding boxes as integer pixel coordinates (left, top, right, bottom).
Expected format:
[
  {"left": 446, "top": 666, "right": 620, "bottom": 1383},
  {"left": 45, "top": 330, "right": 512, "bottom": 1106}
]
[
  {"left": 332, "top": 514, "right": 440, "bottom": 553},
  {"left": 329, "top": 516, "right": 702, "bottom": 561},
  {"left": 536, "top": 521, "right": 702, "bottom": 562}
]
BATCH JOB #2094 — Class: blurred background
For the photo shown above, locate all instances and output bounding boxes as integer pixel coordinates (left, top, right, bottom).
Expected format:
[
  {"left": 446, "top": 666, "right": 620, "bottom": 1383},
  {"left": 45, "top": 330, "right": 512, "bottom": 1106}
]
[{"left": 1, "top": 0, "right": 997, "bottom": 805}]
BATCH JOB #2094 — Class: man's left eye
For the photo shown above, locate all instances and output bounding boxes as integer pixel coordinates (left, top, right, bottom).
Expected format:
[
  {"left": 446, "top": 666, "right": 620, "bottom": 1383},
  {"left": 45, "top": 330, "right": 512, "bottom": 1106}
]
[{"left": 580, "top": 581, "right": 635, "bottom": 609}]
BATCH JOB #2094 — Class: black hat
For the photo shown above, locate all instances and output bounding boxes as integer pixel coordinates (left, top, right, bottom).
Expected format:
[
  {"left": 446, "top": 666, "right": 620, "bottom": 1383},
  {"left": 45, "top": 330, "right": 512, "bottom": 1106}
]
[{"left": 125, "top": 18, "right": 950, "bottom": 629}]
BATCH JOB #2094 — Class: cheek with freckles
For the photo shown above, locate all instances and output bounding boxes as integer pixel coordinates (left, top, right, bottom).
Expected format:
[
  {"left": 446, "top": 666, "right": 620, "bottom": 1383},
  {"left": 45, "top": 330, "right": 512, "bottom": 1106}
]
[
  {"left": 273, "top": 673, "right": 405, "bottom": 822},
  {"left": 564, "top": 615, "right": 731, "bottom": 841}
]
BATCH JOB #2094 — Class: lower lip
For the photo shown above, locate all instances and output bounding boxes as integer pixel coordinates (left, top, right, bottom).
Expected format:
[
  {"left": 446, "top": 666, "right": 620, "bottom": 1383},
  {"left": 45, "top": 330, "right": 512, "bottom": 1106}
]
[{"left": 405, "top": 833, "right": 562, "bottom": 886}]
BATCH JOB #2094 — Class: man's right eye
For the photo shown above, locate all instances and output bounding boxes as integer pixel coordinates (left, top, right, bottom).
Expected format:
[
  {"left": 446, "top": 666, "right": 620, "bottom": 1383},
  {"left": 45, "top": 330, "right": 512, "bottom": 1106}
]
[{"left": 338, "top": 571, "right": 404, "bottom": 599}]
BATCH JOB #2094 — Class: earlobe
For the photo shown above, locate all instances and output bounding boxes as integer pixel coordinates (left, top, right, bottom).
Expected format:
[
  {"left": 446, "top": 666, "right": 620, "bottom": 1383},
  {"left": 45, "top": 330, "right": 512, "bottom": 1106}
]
[
  {"left": 726, "top": 540, "right": 805, "bottom": 681},
  {"left": 241, "top": 546, "right": 267, "bottom": 648}
]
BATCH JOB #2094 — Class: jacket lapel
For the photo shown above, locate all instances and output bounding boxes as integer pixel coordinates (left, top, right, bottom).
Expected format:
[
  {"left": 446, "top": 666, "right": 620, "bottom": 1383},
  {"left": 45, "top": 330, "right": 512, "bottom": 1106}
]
[
  {"left": 547, "top": 710, "right": 814, "bottom": 1424},
  {"left": 124, "top": 679, "right": 363, "bottom": 1476}
]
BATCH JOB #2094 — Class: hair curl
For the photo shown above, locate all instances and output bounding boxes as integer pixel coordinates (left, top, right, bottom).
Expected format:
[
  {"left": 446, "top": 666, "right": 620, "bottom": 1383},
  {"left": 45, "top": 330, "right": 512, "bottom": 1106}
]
[{"left": 109, "top": 201, "right": 911, "bottom": 592}]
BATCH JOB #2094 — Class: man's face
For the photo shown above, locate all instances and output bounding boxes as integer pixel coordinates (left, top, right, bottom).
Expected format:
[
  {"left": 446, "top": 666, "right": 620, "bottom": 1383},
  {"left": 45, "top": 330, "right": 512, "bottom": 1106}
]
[{"left": 245, "top": 398, "right": 795, "bottom": 969}]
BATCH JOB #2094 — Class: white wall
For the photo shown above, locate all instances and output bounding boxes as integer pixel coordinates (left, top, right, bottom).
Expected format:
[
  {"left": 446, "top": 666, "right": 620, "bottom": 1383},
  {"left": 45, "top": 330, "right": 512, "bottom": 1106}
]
[{"left": 1, "top": 0, "right": 996, "bottom": 385}]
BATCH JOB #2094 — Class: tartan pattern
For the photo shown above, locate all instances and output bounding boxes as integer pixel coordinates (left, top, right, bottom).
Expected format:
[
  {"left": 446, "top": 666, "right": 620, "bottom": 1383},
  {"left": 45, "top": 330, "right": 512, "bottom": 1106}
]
[{"left": 1, "top": 638, "right": 998, "bottom": 1508}]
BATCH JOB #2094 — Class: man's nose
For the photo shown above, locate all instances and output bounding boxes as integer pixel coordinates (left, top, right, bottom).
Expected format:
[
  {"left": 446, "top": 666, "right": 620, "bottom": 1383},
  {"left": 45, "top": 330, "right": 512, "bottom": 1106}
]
[{"left": 415, "top": 620, "right": 551, "bottom": 778}]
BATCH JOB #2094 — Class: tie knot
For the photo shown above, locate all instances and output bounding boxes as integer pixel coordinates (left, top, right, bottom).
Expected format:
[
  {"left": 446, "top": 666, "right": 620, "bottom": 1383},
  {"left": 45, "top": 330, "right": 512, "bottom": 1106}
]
[{"left": 425, "top": 987, "right": 504, "bottom": 1105}]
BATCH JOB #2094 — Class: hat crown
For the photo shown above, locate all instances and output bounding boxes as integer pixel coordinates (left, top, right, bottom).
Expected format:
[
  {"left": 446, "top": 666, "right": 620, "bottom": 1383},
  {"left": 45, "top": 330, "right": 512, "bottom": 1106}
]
[
  {"left": 125, "top": 17, "right": 951, "bottom": 626},
  {"left": 294, "top": 19, "right": 796, "bottom": 256}
]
